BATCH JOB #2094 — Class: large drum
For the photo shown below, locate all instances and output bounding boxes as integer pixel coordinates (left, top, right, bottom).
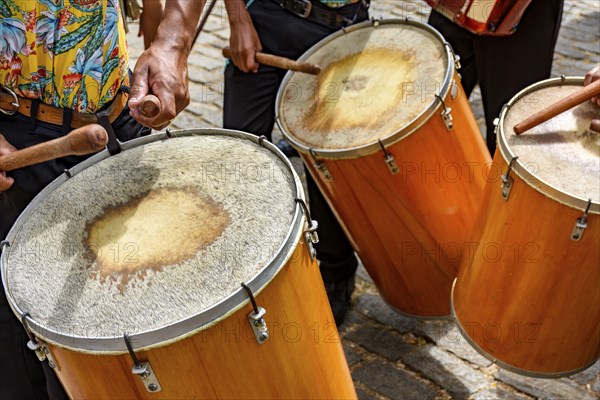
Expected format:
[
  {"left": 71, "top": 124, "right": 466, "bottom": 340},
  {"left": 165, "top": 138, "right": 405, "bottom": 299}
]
[
  {"left": 276, "top": 19, "right": 491, "bottom": 318},
  {"left": 452, "top": 77, "right": 600, "bottom": 377},
  {"left": 1, "top": 129, "right": 356, "bottom": 398}
]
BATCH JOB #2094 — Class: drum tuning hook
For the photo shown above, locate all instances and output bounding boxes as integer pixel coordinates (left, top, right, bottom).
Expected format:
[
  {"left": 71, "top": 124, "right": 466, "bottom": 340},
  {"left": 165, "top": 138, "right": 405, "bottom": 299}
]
[
  {"left": 435, "top": 94, "right": 454, "bottom": 131},
  {"left": 124, "top": 333, "right": 162, "bottom": 392},
  {"left": 241, "top": 283, "right": 269, "bottom": 344},
  {"left": 295, "top": 198, "right": 320, "bottom": 260},
  {"left": 501, "top": 156, "right": 519, "bottom": 201},
  {"left": 21, "top": 313, "right": 60, "bottom": 371},
  {"left": 571, "top": 198, "right": 592, "bottom": 241}
]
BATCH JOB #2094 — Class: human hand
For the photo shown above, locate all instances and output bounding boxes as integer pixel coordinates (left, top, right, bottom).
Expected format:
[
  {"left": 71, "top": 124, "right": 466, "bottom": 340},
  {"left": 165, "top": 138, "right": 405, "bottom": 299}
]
[
  {"left": 0, "top": 134, "right": 16, "bottom": 191},
  {"left": 584, "top": 65, "right": 600, "bottom": 132},
  {"left": 228, "top": 7, "right": 262, "bottom": 73},
  {"left": 129, "top": 41, "right": 190, "bottom": 130}
]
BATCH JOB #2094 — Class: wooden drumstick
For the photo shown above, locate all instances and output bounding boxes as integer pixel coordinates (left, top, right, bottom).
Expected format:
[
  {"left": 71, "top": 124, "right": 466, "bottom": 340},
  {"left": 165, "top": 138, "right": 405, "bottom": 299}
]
[
  {"left": 0, "top": 124, "right": 108, "bottom": 172},
  {"left": 222, "top": 47, "right": 322, "bottom": 75},
  {"left": 139, "top": 94, "right": 161, "bottom": 118},
  {"left": 514, "top": 79, "right": 600, "bottom": 135}
]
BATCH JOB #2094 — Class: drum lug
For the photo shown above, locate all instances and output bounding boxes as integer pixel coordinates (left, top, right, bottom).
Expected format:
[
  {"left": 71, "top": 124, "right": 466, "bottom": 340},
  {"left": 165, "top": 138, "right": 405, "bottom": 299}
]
[
  {"left": 309, "top": 149, "right": 332, "bottom": 180},
  {"left": 27, "top": 340, "right": 60, "bottom": 371},
  {"left": 124, "top": 334, "right": 162, "bottom": 393},
  {"left": 21, "top": 313, "right": 60, "bottom": 371},
  {"left": 378, "top": 140, "right": 399, "bottom": 175},
  {"left": 132, "top": 362, "right": 162, "bottom": 393},
  {"left": 501, "top": 156, "right": 518, "bottom": 201},
  {"left": 571, "top": 199, "right": 592, "bottom": 241},
  {"left": 295, "top": 199, "right": 319, "bottom": 261},
  {"left": 435, "top": 95, "right": 453, "bottom": 131},
  {"left": 241, "top": 284, "right": 270, "bottom": 345},
  {"left": 444, "top": 42, "right": 461, "bottom": 72}
]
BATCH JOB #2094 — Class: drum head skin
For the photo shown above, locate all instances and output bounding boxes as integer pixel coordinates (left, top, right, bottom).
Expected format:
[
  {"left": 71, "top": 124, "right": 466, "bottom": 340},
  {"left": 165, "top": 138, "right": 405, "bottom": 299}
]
[
  {"left": 2, "top": 131, "right": 301, "bottom": 352},
  {"left": 278, "top": 20, "right": 450, "bottom": 153},
  {"left": 500, "top": 78, "right": 600, "bottom": 208}
]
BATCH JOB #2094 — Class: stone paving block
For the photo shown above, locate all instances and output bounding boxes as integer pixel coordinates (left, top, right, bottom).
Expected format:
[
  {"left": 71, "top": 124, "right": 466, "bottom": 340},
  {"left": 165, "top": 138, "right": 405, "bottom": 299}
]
[
  {"left": 356, "top": 387, "right": 378, "bottom": 400},
  {"left": 185, "top": 100, "right": 222, "bottom": 120},
  {"left": 201, "top": 107, "right": 225, "bottom": 127},
  {"left": 356, "top": 264, "right": 374, "bottom": 284},
  {"left": 494, "top": 369, "right": 597, "bottom": 400},
  {"left": 345, "top": 325, "right": 416, "bottom": 362},
  {"left": 555, "top": 44, "right": 587, "bottom": 60},
  {"left": 471, "top": 385, "right": 533, "bottom": 400},
  {"left": 353, "top": 361, "right": 438, "bottom": 400},
  {"left": 571, "top": 360, "right": 600, "bottom": 386},
  {"left": 343, "top": 342, "right": 363, "bottom": 367},
  {"left": 354, "top": 293, "right": 422, "bottom": 334},
  {"left": 552, "top": 58, "right": 595, "bottom": 77},
  {"left": 171, "top": 110, "right": 210, "bottom": 130},
  {"left": 434, "top": 325, "right": 492, "bottom": 368},
  {"left": 401, "top": 345, "right": 489, "bottom": 398}
]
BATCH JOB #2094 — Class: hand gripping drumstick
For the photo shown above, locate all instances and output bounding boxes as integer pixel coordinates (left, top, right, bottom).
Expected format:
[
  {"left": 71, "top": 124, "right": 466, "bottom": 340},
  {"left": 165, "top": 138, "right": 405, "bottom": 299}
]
[
  {"left": 513, "top": 79, "right": 600, "bottom": 135},
  {"left": 0, "top": 124, "right": 108, "bottom": 172},
  {"left": 222, "top": 47, "right": 322, "bottom": 75},
  {"left": 139, "top": 94, "right": 161, "bottom": 119}
]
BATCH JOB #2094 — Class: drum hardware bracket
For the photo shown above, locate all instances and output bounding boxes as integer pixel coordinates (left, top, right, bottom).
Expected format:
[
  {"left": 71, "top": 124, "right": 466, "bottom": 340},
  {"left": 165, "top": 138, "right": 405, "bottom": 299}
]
[
  {"left": 309, "top": 148, "right": 333, "bottom": 181},
  {"left": 124, "top": 333, "right": 162, "bottom": 393},
  {"left": 241, "top": 283, "right": 269, "bottom": 344},
  {"left": 571, "top": 199, "right": 592, "bottom": 241},
  {"left": 370, "top": 17, "right": 381, "bottom": 27},
  {"left": 296, "top": 198, "right": 319, "bottom": 261},
  {"left": 21, "top": 313, "right": 60, "bottom": 371},
  {"left": 450, "top": 80, "right": 458, "bottom": 100},
  {"left": 0, "top": 240, "right": 9, "bottom": 250},
  {"left": 258, "top": 135, "right": 267, "bottom": 147},
  {"left": 501, "top": 156, "right": 518, "bottom": 201},
  {"left": 63, "top": 168, "right": 73, "bottom": 178},
  {"left": 444, "top": 42, "right": 462, "bottom": 72},
  {"left": 378, "top": 140, "right": 399, "bottom": 175},
  {"left": 435, "top": 94, "right": 453, "bottom": 131},
  {"left": 165, "top": 128, "right": 173, "bottom": 138}
]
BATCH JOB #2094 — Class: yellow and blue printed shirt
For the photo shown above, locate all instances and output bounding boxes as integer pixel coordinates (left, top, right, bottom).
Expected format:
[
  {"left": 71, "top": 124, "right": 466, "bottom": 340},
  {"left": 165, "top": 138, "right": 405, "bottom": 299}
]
[
  {"left": 0, "top": 0, "right": 128, "bottom": 113},
  {"left": 321, "top": 0, "right": 361, "bottom": 7}
]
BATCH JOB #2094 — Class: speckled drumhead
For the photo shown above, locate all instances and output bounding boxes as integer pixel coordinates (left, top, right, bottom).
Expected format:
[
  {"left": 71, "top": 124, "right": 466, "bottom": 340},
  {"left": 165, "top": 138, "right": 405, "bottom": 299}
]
[
  {"left": 501, "top": 81, "right": 600, "bottom": 203},
  {"left": 3, "top": 132, "right": 297, "bottom": 342},
  {"left": 278, "top": 20, "right": 449, "bottom": 150}
]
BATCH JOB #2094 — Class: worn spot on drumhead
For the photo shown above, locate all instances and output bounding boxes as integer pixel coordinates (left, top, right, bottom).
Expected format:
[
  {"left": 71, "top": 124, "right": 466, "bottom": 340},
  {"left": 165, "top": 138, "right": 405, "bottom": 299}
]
[
  {"left": 84, "top": 187, "right": 231, "bottom": 291},
  {"left": 303, "top": 48, "right": 418, "bottom": 134}
]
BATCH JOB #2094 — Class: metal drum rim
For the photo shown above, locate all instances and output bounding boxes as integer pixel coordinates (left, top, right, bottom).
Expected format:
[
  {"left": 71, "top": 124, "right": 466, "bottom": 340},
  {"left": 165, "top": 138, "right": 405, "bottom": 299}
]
[
  {"left": 275, "top": 18, "right": 456, "bottom": 159},
  {"left": 497, "top": 76, "right": 600, "bottom": 214},
  {"left": 1, "top": 128, "right": 308, "bottom": 354}
]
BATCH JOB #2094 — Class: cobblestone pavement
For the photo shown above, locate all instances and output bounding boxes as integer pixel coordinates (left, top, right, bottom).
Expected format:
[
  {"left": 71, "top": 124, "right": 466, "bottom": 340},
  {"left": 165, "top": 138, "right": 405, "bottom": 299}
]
[{"left": 128, "top": 1, "right": 599, "bottom": 399}]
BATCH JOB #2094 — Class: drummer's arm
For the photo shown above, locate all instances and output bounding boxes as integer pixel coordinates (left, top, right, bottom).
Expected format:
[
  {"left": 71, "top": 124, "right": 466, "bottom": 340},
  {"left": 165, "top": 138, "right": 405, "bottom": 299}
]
[
  {"left": 0, "top": 134, "right": 16, "bottom": 191},
  {"left": 224, "top": 0, "right": 262, "bottom": 73}
]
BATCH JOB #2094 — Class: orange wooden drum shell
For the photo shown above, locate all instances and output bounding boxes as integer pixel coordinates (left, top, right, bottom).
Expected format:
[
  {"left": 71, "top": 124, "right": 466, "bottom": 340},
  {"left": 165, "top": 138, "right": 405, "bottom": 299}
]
[
  {"left": 453, "top": 150, "right": 600, "bottom": 376},
  {"left": 303, "top": 78, "right": 491, "bottom": 317},
  {"left": 47, "top": 241, "right": 356, "bottom": 399}
]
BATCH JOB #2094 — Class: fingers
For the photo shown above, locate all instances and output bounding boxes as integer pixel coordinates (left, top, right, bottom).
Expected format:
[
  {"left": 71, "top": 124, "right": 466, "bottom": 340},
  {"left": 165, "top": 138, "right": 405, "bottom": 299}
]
[
  {"left": 0, "top": 134, "right": 16, "bottom": 191},
  {"left": 0, "top": 173, "right": 14, "bottom": 192},
  {"left": 584, "top": 65, "right": 599, "bottom": 86}
]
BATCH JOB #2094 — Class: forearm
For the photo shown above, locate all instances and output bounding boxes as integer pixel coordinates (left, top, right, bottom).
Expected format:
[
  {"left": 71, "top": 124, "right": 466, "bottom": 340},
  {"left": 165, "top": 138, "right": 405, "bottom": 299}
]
[
  {"left": 153, "top": 0, "right": 206, "bottom": 54},
  {"left": 224, "top": 0, "right": 253, "bottom": 27}
]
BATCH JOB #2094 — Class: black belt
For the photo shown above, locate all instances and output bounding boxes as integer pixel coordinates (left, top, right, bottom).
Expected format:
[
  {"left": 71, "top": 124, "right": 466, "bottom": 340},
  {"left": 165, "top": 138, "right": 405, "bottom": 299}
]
[{"left": 270, "top": 0, "right": 369, "bottom": 29}]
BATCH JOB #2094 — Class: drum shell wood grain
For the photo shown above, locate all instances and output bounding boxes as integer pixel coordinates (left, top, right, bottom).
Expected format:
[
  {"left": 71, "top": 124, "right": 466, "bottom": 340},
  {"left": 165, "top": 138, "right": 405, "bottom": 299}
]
[
  {"left": 452, "top": 150, "right": 600, "bottom": 376},
  {"left": 303, "top": 79, "right": 491, "bottom": 317},
  {"left": 46, "top": 241, "right": 356, "bottom": 399}
]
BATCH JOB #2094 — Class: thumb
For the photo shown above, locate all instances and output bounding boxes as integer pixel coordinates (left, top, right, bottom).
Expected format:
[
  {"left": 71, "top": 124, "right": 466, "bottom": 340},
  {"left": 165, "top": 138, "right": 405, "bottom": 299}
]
[{"left": 130, "top": 62, "right": 150, "bottom": 105}]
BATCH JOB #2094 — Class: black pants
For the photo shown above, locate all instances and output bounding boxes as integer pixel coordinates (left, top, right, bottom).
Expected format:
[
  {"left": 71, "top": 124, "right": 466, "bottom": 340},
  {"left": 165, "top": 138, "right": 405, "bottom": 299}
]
[
  {"left": 428, "top": 0, "right": 563, "bottom": 155},
  {"left": 223, "top": 0, "right": 368, "bottom": 283},
  {"left": 0, "top": 105, "right": 148, "bottom": 399}
]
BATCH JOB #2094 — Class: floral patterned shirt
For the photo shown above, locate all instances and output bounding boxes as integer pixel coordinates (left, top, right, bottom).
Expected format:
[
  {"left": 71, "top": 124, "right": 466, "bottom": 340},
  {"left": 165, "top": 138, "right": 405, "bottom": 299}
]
[
  {"left": 0, "top": 0, "right": 128, "bottom": 113},
  {"left": 321, "top": 0, "right": 361, "bottom": 8}
]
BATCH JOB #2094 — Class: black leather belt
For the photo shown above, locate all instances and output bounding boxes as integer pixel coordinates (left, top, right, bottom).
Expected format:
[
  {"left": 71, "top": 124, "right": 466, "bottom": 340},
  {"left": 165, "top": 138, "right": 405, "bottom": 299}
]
[{"left": 270, "top": 0, "right": 369, "bottom": 29}]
